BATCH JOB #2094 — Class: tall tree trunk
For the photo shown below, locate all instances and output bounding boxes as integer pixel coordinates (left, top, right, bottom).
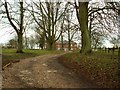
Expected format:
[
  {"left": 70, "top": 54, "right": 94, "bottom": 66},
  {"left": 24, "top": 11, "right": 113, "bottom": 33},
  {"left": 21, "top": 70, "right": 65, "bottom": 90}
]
[
  {"left": 47, "top": 43, "right": 55, "bottom": 50},
  {"left": 68, "top": 35, "right": 71, "bottom": 50},
  {"left": 17, "top": 33, "right": 23, "bottom": 53},
  {"left": 66, "top": 8, "right": 71, "bottom": 51},
  {"left": 17, "top": 1, "right": 24, "bottom": 53},
  {"left": 4, "top": 1, "right": 24, "bottom": 53},
  {"left": 79, "top": 2, "right": 92, "bottom": 54},
  {"left": 52, "top": 41, "right": 56, "bottom": 50},
  {"left": 68, "top": 28, "right": 71, "bottom": 50},
  {"left": 118, "top": 47, "right": 120, "bottom": 76},
  {"left": 61, "top": 34, "right": 64, "bottom": 50},
  {"left": 118, "top": 5, "right": 120, "bottom": 75},
  {"left": 47, "top": 39, "right": 55, "bottom": 50}
]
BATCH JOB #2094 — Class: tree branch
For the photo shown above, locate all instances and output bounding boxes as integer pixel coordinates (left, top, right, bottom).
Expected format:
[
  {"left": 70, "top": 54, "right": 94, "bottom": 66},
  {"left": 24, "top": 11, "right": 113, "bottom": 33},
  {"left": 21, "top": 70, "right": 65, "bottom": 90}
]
[{"left": 4, "top": 1, "right": 18, "bottom": 34}]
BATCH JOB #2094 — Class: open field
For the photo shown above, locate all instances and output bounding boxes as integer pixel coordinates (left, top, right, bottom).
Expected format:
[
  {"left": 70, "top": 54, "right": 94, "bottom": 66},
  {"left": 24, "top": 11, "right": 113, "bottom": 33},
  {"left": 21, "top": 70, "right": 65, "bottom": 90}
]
[
  {"left": 58, "top": 51, "right": 119, "bottom": 88},
  {"left": 2, "top": 49, "right": 64, "bottom": 67}
]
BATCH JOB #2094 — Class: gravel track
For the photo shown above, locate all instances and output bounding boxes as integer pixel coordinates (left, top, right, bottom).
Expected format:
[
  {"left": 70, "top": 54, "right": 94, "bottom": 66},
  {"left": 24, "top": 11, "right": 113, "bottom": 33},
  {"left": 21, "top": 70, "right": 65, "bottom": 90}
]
[{"left": 2, "top": 54, "right": 98, "bottom": 88}]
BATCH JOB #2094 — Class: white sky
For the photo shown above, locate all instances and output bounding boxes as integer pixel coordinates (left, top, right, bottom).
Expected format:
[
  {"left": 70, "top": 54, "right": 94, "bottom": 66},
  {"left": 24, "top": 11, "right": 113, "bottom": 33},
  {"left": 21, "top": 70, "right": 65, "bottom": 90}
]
[
  {"left": 0, "top": 0, "right": 119, "bottom": 48},
  {"left": 103, "top": 40, "right": 113, "bottom": 48},
  {"left": 0, "top": 24, "right": 15, "bottom": 44}
]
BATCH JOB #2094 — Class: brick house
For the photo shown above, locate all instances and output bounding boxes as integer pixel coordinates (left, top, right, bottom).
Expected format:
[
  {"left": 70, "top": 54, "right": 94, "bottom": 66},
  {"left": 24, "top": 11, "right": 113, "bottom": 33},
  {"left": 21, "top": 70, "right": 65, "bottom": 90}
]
[{"left": 55, "top": 41, "right": 77, "bottom": 51}]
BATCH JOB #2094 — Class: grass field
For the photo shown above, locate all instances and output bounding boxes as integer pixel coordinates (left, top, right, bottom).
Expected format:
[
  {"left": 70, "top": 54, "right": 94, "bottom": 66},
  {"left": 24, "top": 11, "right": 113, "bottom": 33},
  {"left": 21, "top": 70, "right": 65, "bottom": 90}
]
[
  {"left": 58, "top": 51, "right": 119, "bottom": 88},
  {"left": 2, "top": 49, "right": 64, "bottom": 67}
]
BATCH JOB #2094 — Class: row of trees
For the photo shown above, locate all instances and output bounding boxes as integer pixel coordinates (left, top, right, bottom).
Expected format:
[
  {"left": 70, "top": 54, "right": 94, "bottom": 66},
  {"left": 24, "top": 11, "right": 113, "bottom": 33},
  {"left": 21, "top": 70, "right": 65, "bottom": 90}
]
[
  {"left": 5, "top": 35, "right": 40, "bottom": 49},
  {"left": 0, "top": 0, "right": 120, "bottom": 54}
]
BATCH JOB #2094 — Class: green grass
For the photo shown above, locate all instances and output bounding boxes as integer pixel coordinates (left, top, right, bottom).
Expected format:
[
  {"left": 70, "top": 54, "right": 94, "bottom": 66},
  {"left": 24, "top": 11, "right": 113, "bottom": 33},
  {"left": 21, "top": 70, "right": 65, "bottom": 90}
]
[
  {"left": 59, "top": 51, "right": 119, "bottom": 88},
  {"left": 2, "top": 49, "right": 64, "bottom": 66}
]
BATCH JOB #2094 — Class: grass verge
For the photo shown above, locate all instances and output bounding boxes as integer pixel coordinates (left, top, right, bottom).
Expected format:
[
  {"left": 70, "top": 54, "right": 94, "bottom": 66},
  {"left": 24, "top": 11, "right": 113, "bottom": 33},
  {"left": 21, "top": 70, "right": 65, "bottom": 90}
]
[{"left": 58, "top": 51, "right": 119, "bottom": 88}]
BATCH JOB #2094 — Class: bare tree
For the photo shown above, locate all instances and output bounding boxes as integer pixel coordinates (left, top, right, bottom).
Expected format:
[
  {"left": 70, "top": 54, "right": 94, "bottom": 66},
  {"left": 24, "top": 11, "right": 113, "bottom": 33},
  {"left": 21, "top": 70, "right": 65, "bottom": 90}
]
[
  {"left": 30, "top": 1, "right": 67, "bottom": 50},
  {"left": 4, "top": 0, "right": 24, "bottom": 53},
  {"left": 1, "top": 0, "right": 32, "bottom": 52},
  {"left": 74, "top": 1, "right": 119, "bottom": 54}
]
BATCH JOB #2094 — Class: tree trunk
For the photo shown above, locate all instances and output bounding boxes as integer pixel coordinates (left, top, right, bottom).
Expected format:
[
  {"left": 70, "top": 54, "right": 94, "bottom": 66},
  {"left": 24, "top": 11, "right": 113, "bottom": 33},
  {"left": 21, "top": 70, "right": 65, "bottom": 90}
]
[
  {"left": 17, "top": 33, "right": 23, "bottom": 53},
  {"left": 68, "top": 29, "right": 71, "bottom": 51},
  {"left": 61, "top": 34, "right": 64, "bottom": 50},
  {"left": 118, "top": 47, "right": 120, "bottom": 88},
  {"left": 4, "top": 1, "right": 24, "bottom": 53},
  {"left": 79, "top": 2, "right": 92, "bottom": 54},
  {"left": 47, "top": 43, "right": 55, "bottom": 50},
  {"left": 47, "top": 39, "right": 55, "bottom": 50},
  {"left": 17, "top": 1, "right": 24, "bottom": 53},
  {"left": 118, "top": 47, "right": 120, "bottom": 75},
  {"left": 68, "top": 39, "right": 71, "bottom": 50}
]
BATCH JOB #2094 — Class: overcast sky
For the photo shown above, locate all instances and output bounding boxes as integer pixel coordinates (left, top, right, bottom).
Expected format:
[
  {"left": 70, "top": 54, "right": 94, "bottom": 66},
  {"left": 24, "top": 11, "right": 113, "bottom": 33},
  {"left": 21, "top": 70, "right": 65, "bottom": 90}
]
[
  {"left": 0, "top": 0, "right": 119, "bottom": 48},
  {"left": 0, "top": 21, "right": 16, "bottom": 44}
]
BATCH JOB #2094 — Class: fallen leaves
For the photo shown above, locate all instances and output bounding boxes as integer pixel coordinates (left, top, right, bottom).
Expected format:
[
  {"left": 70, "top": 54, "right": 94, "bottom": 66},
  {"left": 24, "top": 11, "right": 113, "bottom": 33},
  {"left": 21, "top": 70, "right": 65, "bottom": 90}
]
[{"left": 58, "top": 52, "right": 119, "bottom": 88}]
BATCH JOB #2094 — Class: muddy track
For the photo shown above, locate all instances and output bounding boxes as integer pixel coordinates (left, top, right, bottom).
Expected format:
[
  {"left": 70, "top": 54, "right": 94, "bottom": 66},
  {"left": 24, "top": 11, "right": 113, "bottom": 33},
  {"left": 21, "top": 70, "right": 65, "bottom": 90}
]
[{"left": 2, "top": 54, "right": 98, "bottom": 88}]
